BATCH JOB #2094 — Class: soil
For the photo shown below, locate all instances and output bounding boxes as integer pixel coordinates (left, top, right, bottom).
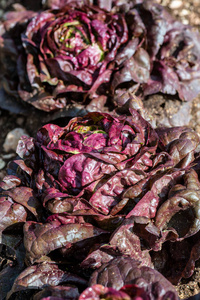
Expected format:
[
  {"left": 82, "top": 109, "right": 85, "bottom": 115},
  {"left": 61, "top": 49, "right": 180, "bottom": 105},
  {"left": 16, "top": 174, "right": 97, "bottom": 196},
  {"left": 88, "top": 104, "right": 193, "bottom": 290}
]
[{"left": 1, "top": 0, "right": 200, "bottom": 299}]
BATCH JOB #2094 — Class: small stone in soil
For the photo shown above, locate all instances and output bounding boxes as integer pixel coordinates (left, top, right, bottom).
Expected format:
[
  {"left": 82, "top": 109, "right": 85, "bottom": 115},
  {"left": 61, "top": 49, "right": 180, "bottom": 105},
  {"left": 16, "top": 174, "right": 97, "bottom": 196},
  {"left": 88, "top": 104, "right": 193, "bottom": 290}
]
[
  {"left": 169, "top": 0, "right": 183, "bottom": 9},
  {"left": 0, "top": 158, "right": 6, "bottom": 170},
  {"left": 3, "top": 128, "right": 29, "bottom": 153}
]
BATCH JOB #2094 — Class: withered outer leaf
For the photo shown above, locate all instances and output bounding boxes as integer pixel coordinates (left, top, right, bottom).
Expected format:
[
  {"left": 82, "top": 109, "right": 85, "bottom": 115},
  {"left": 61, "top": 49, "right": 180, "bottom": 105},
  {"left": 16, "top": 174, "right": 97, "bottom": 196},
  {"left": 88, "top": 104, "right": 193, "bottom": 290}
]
[
  {"left": 156, "top": 127, "right": 200, "bottom": 167},
  {"left": 0, "top": 176, "right": 21, "bottom": 190},
  {"left": 33, "top": 285, "right": 80, "bottom": 300},
  {"left": 0, "top": 196, "right": 27, "bottom": 242},
  {"left": 81, "top": 247, "right": 117, "bottom": 270},
  {"left": 155, "top": 169, "right": 200, "bottom": 240},
  {"left": 24, "top": 219, "right": 108, "bottom": 263},
  {"left": 3, "top": 187, "right": 43, "bottom": 221},
  {"left": 7, "top": 262, "right": 87, "bottom": 299},
  {"left": 156, "top": 127, "right": 199, "bottom": 149}
]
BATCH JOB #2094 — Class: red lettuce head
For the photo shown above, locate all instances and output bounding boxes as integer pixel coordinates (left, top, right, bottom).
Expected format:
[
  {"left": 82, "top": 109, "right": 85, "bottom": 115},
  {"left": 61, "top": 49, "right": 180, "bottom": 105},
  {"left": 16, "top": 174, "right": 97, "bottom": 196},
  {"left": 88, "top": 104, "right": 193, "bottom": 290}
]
[
  {"left": 0, "top": 110, "right": 200, "bottom": 298},
  {"left": 14, "top": 109, "right": 161, "bottom": 216},
  {"left": 1, "top": 1, "right": 200, "bottom": 114},
  {"left": 0, "top": 3, "right": 129, "bottom": 112}
]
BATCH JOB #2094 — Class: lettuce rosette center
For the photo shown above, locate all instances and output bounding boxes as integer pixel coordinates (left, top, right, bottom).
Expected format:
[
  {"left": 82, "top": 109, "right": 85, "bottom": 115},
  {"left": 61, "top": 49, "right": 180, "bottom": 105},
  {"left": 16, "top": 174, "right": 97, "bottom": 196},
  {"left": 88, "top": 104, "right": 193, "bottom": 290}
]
[{"left": 43, "top": 11, "right": 107, "bottom": 70}]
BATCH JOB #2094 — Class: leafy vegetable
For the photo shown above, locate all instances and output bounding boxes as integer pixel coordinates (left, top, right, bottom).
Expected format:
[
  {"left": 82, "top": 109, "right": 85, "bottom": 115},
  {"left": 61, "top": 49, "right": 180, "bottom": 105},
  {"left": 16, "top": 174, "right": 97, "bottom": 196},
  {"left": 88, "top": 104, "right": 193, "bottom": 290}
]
[
  {"left": 88, "top": 257, "right": 178, "bottom": 299},
  {"left": 0, "top": 2, "right": 128, "bottom": 112},
  {"left": 1, "top": 0, "right": 200, "bottom": 114},
  {"left": 0, "top": 110, "right": 200, "bottom": 299}
]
